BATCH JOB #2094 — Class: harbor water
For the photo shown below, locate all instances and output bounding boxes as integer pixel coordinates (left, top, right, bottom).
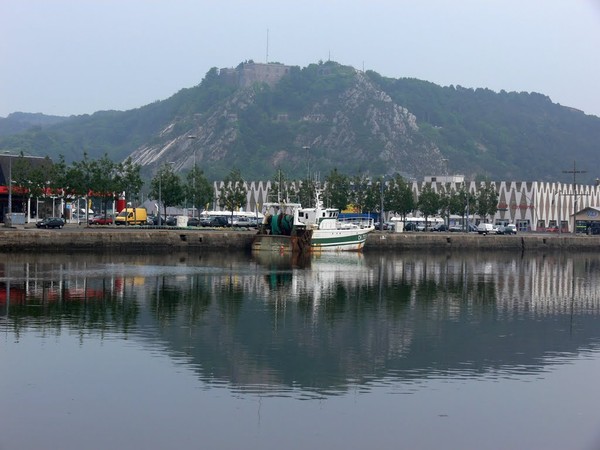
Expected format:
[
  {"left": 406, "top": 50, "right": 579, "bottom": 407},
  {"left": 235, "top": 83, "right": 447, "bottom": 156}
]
[{"left": 1, "top": 250, "right": 600, "bottom": 450}]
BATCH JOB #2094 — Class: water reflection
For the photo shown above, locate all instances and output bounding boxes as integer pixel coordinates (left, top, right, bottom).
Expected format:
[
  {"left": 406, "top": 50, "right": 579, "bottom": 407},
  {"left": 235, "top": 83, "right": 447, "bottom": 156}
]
[{"left": 1, "top": 251, "right": 600, "bottom": 397}]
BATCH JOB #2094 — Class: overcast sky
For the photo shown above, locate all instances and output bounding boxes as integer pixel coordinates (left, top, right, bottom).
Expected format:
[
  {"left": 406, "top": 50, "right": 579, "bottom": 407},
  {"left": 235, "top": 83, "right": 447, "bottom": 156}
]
[{"left": 2, "top": 0, "right": 600, "bottom": 118}]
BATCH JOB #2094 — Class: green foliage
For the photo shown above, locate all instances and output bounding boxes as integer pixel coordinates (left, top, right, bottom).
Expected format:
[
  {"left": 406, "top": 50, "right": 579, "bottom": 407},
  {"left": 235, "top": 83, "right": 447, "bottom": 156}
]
[
  {"left": 475, "top": 183, "right": 499, "bottom": 220},
  {"left": 2, "top": 62, "right": 600, "bottom": 183},
  {"left": 269, "top": 169, "right": 298, "bottom": 204},
  {"left": 324, "top": 169, "right": 350, "bottom": 210},
  {"left": 349, "top": 174, "right": 371, "bottom": 213},
  {"left": 417, "top": 185, "right": 441, "bottom": 228},
  {"left": 218, "top": 168, "right": 247, "bottom": 216},
  {"left": 11, "top": 154, "right": 53, "bottom": 200},
  {"left": 386, "top": 175, "right": 415, "bottom": 219},
  {"left": 150, "top": 164, "right": 185, "bottom": 217},
  {"left": 367, "top": 73, "right": 600, "bottom": 182},
  {"left": 185, "top": 166, "right": 213, "bottom": 213},
  {"left": 363, "top": 178, "right": 381, "bottom": 213},
  {"left": 297, "top": 178, "right": 316, "bottom": 208}
]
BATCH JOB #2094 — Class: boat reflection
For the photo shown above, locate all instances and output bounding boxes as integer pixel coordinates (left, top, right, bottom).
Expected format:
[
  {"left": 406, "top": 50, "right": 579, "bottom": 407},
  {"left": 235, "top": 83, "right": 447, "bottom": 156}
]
[{"left": 2, "top": 251, "right": 600, "bottom": 396}]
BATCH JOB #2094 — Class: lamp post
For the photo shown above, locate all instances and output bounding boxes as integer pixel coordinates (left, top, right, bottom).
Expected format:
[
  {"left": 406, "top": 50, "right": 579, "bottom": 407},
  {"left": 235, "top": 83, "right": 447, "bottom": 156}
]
[
  {"left": 380, "top": 176, "right": 385, "bottom": 230},
  {"left": 158, "top": 171, "right": 163, "bottom": 226},
  {"left": 563, "top": 161, "right": 586, "bottom": 235},
  {"left": 441, "top": 158, "right": 448, "bottom": 180},
  {"left": 557, "top": 191, "right": 563, "bottom": 234},
  {"left": 302, "top": 146, "right": 310, "bottom": 180},
  {"left": 157, "top": 162, "right": 175, "bottom": 226},
  {"left": 188, "top": 135, "right": 197, "bottom": 217},
  {"left": 3, "top": 151, "right": 14, "bottom": 217}
]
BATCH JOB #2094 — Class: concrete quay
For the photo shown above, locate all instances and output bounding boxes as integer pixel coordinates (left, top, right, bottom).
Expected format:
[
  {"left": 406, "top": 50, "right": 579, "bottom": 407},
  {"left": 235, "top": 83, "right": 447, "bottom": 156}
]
[
  {"left": 0, "top": 226, "right": 255, "bottom": 252},
  {"left": 365, "top": 231, "right": 600, "bottom": 252},
  {"left": 0, "top": 225, "right": 599, "bottom": 253}
]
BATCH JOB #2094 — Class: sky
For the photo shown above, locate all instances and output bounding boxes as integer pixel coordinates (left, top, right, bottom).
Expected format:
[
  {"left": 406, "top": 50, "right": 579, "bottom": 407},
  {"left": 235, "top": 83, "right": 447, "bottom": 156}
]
[{"left": 1, "top": 0, "right": 600, "bottom": 118}]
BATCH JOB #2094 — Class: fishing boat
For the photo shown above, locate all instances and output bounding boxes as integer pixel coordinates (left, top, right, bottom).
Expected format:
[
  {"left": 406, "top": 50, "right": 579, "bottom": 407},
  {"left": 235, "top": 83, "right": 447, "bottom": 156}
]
[{"left": 252, "top": 188, "right": 375, "bottom": 253}]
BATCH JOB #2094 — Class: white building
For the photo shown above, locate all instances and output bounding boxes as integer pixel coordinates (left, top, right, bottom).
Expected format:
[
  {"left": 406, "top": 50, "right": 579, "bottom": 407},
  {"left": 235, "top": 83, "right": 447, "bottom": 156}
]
[{"left": 217, "top": 178, "right": 600, "bottom": 233}]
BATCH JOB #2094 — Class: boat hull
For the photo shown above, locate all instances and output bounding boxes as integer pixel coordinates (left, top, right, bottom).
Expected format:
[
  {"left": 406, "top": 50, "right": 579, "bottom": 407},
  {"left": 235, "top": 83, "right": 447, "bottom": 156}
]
[
  {"left": 310, "top": 229, "right": 370, "bottom": 252},
  {"left": 251, "top": 235, "right": 299, "bottom": 253},
  {"left": 252, "top": 228, "right": 370, "bottom": 253}
]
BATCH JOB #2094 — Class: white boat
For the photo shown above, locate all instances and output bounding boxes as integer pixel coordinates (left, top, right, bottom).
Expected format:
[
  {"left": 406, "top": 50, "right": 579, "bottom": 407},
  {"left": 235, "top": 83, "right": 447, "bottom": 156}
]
[{"left": 252, "top": 188, "right": 375, "bottom": 253}]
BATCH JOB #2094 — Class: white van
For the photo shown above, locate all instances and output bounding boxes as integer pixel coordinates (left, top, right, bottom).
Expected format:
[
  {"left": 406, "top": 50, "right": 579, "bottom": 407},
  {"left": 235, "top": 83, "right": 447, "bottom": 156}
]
[{"left": 477, "top": 223, "right": 497, "bottom": 235}]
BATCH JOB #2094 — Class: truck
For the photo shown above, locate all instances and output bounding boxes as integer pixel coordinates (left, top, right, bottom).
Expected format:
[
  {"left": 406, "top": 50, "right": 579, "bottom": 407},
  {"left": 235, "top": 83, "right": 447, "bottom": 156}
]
[{"left": 114, "top": 207, "right": 148, "bottom": 226}]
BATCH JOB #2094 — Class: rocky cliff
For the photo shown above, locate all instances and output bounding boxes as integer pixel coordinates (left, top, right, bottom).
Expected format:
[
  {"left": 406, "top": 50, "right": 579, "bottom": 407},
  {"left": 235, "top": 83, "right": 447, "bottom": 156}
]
[{"left": 129, "top": 62, "right": 446, "bottom": 180}]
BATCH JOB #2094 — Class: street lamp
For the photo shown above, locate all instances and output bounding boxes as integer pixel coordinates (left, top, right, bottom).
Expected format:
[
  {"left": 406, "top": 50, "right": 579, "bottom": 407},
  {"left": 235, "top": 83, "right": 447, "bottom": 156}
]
[
  {"left": 158, "top": 162, "right": 175, "bottom": 226},
  {"left": 380, "top": 176, "right": 385, "bottom": 230},
  {"left": 188, "top": 135, "right": 197, "bottom": 217},
  {"left": 302, "top": 146, "right": 310, "bottom": 180},
  {"left": 3, "top": 151, "right": 14, "bottom": 216}
]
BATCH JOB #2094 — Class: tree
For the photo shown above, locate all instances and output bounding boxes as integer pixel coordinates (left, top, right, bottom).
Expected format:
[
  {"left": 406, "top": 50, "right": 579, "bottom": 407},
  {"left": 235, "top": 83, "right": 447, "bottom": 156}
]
[
  {"left": 218, "top": 168, "right": 247, "bottom": 222},
  {"left": 451, "top": 186, "right": 476, "bottom": 230},
  {"left": 387, "top": 174, "right": 415, "bottom": 223},
  {"left": 116, "top": 157, "right": 144, "bottom": 209},
  {"left": 417, "top": 184, "right": 440, "bottom": 230},
  {"left": 11, "top": 154, "right": 53, "bottom": 214},
  {"left": 363, "top": 178, "right": 382, "bottom": 214},
  {"left": 269, "top": 169, "right": 292, "bottom": 203},
  {"left": 67, "top": 153, "right": 95, "bottom": 222},
  {"left": 150, "top": 164, "right": 185, "bottom": 219},
  {"left": 437, "top": 185, "right": 455, "bottom": 226},
  {"left": 88, "top": 154, "right": 119, "bottom": 215},
  {"left": 350, "top": 174, "right": 371, "bottom": 213},
  {"left": 297, "top": 178, "right": 316, "bottom": 208},
  {"left": 476, "top": 183, "right": 499, "bottom": 221},
  {"left": 324, "top": 169, "right": 350, "bottom": 210},
  {"left": 185, "top": 165, "right": 213, "bottom": 215}
]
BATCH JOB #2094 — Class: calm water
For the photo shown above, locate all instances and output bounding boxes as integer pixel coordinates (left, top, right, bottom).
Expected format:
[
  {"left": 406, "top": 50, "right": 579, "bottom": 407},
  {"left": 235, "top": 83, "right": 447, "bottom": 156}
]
[{"left": 2, "top": 250, "right": 600, "bottom": 450}]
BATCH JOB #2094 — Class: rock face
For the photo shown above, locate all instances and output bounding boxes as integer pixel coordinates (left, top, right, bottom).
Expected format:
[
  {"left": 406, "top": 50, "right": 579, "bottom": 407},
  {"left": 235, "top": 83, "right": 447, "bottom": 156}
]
[{"left": 128, "top": 62, "right": 445, "bottom": 179}]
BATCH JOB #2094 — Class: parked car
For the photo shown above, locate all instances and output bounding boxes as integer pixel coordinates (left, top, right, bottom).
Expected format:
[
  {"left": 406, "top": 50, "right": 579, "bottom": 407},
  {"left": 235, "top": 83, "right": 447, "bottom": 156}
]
[
  {"left": 88, "top": 215, "right": 113, "bottom": 225},
  {"left": 165, "top": 215, "right": 177, "bottom": 226},
  {"left": 430, "top": 223, "right": 448, "bottom": 232},
  {"left": 404, "top": 222, "right": 425, "bottom": 232},
  {"left": 375, "top": 221, "right": 394, "bottom": 231},
  {"left": 199, "top": 216, "right": 213, "bottom": 227},
  {"left": 590, "top": 223, "right": 600, "bottom": 235},
  {"left": 36, "top": 217, "right": 65, "bottom": 229},
  {"left": 477, "top": 223, "right": 498, "bottom": 235},
  {"left": 231, "top": 216, "right": 253, "bottom": 227},
  {"left": 187, "top": 217, "right": 200, "bottom": 227},
  {"left": 497, "top": 223, "right": 517, "bottom": 235},
  {"left": 209, "top": 216, "right": 229, "bottom": 227}
]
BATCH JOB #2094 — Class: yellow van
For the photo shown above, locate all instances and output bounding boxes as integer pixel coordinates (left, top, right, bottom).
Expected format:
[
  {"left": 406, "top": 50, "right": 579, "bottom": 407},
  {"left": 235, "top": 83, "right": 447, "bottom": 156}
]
[{"left": 115, "top": 207, "right": 148, "bottom": 225}]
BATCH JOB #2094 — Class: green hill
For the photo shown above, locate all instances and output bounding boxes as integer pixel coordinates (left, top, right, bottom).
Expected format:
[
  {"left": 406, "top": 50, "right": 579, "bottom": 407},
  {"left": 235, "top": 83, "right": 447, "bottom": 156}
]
[{"left": 1, "top": 61, "right": 599, "bottom": 183}]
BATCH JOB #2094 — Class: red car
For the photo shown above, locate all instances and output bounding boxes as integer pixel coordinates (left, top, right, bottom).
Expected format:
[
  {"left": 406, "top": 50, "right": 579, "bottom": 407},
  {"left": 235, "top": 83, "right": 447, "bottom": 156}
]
[{"left": 88, "top": 215, "right": 113, "bottom": 225}]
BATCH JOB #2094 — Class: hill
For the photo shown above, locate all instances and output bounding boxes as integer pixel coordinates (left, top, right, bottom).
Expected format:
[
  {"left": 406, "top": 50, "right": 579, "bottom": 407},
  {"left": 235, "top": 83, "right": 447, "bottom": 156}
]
[{"left": 1, "top": 61, "right": 599, "bottom": 183}]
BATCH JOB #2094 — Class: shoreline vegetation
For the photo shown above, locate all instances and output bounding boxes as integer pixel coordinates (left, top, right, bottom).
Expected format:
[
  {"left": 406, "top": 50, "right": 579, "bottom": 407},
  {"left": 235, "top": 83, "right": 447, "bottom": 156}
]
[{"left": 1, "top": 225, "right": 599, "bottom": 253}]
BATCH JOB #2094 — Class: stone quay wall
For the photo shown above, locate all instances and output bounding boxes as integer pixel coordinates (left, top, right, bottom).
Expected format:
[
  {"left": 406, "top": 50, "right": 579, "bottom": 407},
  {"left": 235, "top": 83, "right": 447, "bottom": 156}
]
[{"left": 1, "top": 228, "right": 599, "bottom": 253}]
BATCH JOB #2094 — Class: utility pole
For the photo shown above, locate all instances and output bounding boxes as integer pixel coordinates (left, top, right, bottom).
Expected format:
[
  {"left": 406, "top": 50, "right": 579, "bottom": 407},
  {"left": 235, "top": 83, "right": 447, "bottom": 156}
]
[
  {"left": 188, "top": 135, "right": 197, "bottom": 217},
  {"left": 562, "top": 161, "right": 586, "bottom": 234}
]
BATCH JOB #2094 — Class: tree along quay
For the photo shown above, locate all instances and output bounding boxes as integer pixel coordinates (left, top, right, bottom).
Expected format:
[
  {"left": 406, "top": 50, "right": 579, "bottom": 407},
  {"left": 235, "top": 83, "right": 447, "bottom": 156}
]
[{"left": 1, "top": 227, "right": 600, "bottom": 253}]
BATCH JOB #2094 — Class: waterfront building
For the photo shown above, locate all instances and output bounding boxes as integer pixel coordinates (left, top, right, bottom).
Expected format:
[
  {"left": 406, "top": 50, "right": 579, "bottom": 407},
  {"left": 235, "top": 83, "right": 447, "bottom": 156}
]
[{"left": 214, "top": 179, "right": 600, "bottom": 233}]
